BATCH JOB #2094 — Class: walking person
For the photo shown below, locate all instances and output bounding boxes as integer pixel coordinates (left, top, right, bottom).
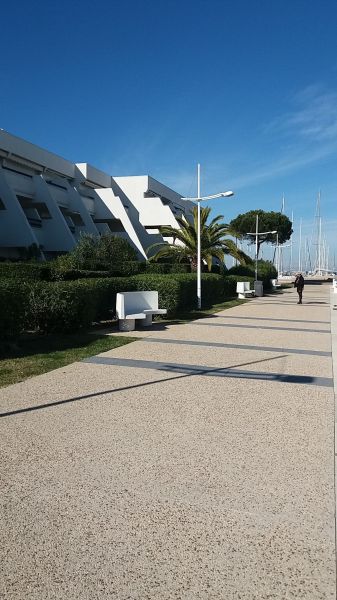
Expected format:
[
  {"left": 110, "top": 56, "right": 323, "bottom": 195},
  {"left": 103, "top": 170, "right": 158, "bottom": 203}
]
[{"left": 294, "top": 272, "right": 305, "bottom": 304}]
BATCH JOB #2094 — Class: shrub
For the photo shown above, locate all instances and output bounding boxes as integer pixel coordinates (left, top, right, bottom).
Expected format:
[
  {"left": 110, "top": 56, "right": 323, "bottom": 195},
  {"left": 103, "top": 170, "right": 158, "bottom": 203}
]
[
  {"left": 26, "top": 280, "right": 99, "bottom": 333},
  {"left": 223, "top": 275, "right": 255, "bottom": 297},
  {"left": 86, "top": 277, "right": 138, "bottom": 320},
  {"left": 211, "top": 264, "right": 227, "bottom": 275},
  {"left": 131, "top": 274, "right": 189, "bottom": 314},
  {"left": 0, "top": 262, "right": 52, "bottom": 281},
  {"left": 227, "top": 264, "right": 254, "bottom": 277},
  {"left": 0, "top": 280, "right": 27, "bottom": 341},
  {"left": 227, "top": 260, "right": 277, "bottom": 291},
  {"left": 255, "top": 260, "right": 277, "bottom": 282},
  {"left": 0, "top": 271, "right": 261, "bottom": 338},
  {"left": 131, "top": 273, "right": 226, "bottom": 313},
  {"left": 50, "top": 263, "right": 141, "bottom": 280},
  {"left": 53, "top": 233, "right": 139, "bottom": 271},
  {"left": 142, "top": 263, "right": 191, "bottom": 274},
  {"left": 50, "top": 268, "right": 111, "bottom": 281}
]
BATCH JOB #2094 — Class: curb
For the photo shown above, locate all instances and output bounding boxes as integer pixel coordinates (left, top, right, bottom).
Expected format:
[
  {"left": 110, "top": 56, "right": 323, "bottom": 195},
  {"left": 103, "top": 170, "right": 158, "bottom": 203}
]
[{"left": 330, "top": 288, "right": 337, "bottom": 591}]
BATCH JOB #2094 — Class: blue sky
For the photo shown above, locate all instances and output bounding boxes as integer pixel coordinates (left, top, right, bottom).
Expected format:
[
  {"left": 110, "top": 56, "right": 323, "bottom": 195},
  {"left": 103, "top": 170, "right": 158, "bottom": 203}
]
[{"left": 1, "top": 0, "right": 337, "bottom": 268}]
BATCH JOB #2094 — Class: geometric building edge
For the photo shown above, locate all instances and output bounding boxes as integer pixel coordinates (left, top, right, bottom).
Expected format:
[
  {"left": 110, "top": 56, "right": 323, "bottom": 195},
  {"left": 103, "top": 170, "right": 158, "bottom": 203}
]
[{"left": 0, "top": 129, "right": 195, "bottom": 261}]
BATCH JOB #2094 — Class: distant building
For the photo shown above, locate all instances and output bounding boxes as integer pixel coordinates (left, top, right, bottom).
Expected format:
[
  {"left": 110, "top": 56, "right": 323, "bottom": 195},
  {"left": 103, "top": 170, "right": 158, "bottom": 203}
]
[{"left": 0, "top": 130, "right": 194, "bottom": 260}]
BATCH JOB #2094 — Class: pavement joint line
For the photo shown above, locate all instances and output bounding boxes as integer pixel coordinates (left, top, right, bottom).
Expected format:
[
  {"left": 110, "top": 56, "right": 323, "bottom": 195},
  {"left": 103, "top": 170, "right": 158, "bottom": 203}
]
[
  {"left": 192, "top": 322, "right": 331, "bottom": 333},
  {"left": 214, "top": 315, "right": 330, "bottom": 324},
  {"left": 142, "top": 337, "right": 331, "bottom": 357},
  {"left": 249, "top": 302, "right": 330, "bottom": 307},
  {"left": 83, "top": 356, "right": 333, "bottom": 387}
]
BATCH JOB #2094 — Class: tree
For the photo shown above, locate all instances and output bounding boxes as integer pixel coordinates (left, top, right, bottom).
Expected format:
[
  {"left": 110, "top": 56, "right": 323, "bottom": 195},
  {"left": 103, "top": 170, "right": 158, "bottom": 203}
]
[
  {"left": 229, "top": 210, "right": 293, "bottom": 257},
  {"left": 147, "top": 206, "right": 253, "bottom": 271}
]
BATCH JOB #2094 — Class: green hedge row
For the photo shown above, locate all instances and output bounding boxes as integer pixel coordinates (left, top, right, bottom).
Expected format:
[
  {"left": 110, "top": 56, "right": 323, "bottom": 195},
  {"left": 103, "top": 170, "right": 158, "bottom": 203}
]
[
  {"left": 0, "top": 280, "right": 27, "bottom": 340},
  {"left": 1, "top": 272, "right": 252, "bottom": 339},
  {"left": 0, "top": 262, "right": 52, "bottom": 281},
  {"left": 227, "top": 261, "right": 277, "bottom": 290},
  {"left": 0, "top": 261, "right": 192, "bottom": 281}
]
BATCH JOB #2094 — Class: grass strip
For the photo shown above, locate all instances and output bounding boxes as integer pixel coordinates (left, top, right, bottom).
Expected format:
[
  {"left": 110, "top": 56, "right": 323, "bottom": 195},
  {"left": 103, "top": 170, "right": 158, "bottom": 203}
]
[
  {"left": 0, "top": 333, "right": 135, "bottom": 389},
  {"left": 0, "top": 296, "right": 257, "bottom": 388}
]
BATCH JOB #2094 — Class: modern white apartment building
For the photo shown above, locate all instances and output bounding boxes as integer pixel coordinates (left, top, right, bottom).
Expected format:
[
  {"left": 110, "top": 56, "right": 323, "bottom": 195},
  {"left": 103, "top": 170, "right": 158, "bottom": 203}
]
[{"left": 0, "top": 130, "right": 194, "bottom": 260}]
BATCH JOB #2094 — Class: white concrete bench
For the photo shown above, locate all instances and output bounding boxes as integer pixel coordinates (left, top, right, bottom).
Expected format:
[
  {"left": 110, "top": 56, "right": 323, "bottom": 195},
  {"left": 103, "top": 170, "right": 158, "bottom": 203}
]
[
  {"left": 270, "top": 278, "right": 281, "bottom": 289},
  {"left": 116, "top": 291, "right": 167, "bottom": 331},
  {"left": 236, "top": 281, "right": 255, "bottom": 299}
]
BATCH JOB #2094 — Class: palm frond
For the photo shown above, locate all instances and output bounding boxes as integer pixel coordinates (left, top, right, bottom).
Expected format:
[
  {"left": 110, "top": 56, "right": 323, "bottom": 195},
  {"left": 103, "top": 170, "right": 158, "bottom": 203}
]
[{"left": 149, "top": 205, "right": 251, "bottom": 268}]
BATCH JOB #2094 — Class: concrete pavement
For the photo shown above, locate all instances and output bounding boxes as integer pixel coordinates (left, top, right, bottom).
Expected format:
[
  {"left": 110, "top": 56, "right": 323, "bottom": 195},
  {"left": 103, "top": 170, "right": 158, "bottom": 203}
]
[{"left": 0, "top": 284, "right": 336, "bottom": 599}]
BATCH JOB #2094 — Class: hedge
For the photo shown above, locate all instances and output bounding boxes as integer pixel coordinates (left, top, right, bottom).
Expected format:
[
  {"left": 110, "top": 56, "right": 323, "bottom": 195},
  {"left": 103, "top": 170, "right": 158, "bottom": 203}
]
[
  {"left": 227, "top": 260, "right": 277, "bottom": 291},
  {"left": 0, "top": 280, "right": 27, "bottom": 341},
  {"left": 222, "top": 275, "right": 255, "bottom": 297},
  {"left": 0, "top": 262, "right": 52, "bottom": 281},
  {"left": 26, "top": 280, "right": 99, "bottom": 333},
  {"left": 0, "top": 272, "right": 255, "bottom": 339},
  {"left": 0, "top": 261, "right": 195, "bottom": 282},
  {"left": 142, "top": 263, "right": 191, "bottom": 274}
]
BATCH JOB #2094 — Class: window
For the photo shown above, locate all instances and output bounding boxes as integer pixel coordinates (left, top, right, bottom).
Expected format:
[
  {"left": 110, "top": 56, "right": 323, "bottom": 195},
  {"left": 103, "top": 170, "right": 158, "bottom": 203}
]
[{"left": 17, "top": 195, "right": 34, "bottom": 208}]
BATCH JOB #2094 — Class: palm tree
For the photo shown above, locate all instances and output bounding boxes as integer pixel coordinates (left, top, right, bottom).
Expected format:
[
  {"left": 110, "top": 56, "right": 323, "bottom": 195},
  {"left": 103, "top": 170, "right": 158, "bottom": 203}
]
[{"left": 147, "top": 206, "right": 252, "bottom": 271}]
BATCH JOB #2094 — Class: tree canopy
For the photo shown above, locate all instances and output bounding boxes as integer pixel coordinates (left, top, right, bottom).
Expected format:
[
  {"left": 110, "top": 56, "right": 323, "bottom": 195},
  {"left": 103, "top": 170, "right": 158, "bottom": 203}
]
[
  {"left": 229, "top": 210, "right": 293, "bottom": 257},
  {"left": 147, "top": 206, "right": 253, "bottom": 271}
]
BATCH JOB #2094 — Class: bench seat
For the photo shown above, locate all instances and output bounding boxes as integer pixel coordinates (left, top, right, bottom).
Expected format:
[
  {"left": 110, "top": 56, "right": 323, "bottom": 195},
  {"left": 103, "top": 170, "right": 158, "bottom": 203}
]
[
  {"left": 116, "top": 291, "right": 167, "bottom": 331},
  {"left": 143, "top": 308, "right": 167, "bottom": 325},
  {"left": 236, "top": 281, "right": 255, "bottom": 299}
]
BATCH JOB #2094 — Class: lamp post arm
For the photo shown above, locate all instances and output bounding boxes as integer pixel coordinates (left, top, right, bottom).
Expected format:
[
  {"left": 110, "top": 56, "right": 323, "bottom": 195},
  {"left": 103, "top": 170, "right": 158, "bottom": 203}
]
[{"left": 181, "top": 192, "right": 234, "bottom": 202}]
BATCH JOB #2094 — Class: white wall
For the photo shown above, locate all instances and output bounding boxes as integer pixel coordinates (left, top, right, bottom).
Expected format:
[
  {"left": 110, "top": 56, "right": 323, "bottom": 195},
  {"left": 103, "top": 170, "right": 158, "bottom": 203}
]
[
  {"left": 0, "top": 130, "right": 74, "bottom": 178},
  {"left": 94, "top": 188, "right": 148, "bottom": 259},
  {"left": 112, "top": 176, "right": 187, "bottom": 229},
  {"left": 0, "top": 131, "right": 194, "bottom": 261}
]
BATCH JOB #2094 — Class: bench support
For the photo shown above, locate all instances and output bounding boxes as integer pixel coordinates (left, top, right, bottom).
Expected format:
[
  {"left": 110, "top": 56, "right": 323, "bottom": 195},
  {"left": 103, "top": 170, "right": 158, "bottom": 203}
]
[
  {"left": 119, "top": 318, "right": 136, "bottom": 332},
  {"left": 142, "top": 314, "right": 153, "bottom": 327},
  {"left": 237, "top": 291, "right": 255, "bottom": 299}
]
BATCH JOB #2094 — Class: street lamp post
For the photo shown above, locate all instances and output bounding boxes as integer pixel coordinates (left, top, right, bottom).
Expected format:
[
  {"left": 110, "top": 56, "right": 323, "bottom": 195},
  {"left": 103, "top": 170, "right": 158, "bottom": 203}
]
[
  {"left": 182, "top": 164, "right": 234, "bottom": 309},
  {"left": 247, "top": 214, "right": 277, "bottom": 281},
  {"left": 272, "top": 230, "right": 279, "bottom": 279}
]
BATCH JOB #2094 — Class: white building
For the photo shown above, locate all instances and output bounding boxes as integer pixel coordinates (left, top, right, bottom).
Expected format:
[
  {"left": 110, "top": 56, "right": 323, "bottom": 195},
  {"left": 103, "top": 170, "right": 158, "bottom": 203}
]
[{"left": 0, "top": 130, "right": 194, "bottom": 261}]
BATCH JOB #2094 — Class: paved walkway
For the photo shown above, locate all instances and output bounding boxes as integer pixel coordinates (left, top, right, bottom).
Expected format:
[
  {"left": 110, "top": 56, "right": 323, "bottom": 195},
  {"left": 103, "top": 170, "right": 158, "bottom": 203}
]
[{"left": 1, "top": 284, "right": 336, "bottom": 599}]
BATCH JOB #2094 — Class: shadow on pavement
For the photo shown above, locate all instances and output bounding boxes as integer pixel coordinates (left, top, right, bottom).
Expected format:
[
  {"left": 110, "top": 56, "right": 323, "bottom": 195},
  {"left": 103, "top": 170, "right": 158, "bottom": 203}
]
[{"left": 1, "top": 353, "right": 327, "bottom": 420}]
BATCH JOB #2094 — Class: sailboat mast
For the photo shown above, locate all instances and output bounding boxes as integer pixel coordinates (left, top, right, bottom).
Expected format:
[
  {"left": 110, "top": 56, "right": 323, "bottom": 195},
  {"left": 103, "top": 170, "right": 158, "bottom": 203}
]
[
  {"left": 314, "top": 190, "right": 322, "bottom": 276},
  {"left": 318, "top": 190, "right": 322, "bottom": 275}
]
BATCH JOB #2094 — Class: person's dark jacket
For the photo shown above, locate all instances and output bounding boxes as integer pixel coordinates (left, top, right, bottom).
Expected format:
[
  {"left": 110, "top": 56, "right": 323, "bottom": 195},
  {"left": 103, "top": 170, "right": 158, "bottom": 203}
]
[{"left": 294, "top": 274, "right": 304, "bottom": 289}]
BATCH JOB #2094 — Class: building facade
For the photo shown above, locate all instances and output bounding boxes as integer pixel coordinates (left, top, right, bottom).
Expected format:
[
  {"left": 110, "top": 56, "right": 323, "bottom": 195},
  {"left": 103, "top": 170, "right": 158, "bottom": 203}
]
[{"left": 0, "top": 130, "right": 194, "bottom": 260}]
